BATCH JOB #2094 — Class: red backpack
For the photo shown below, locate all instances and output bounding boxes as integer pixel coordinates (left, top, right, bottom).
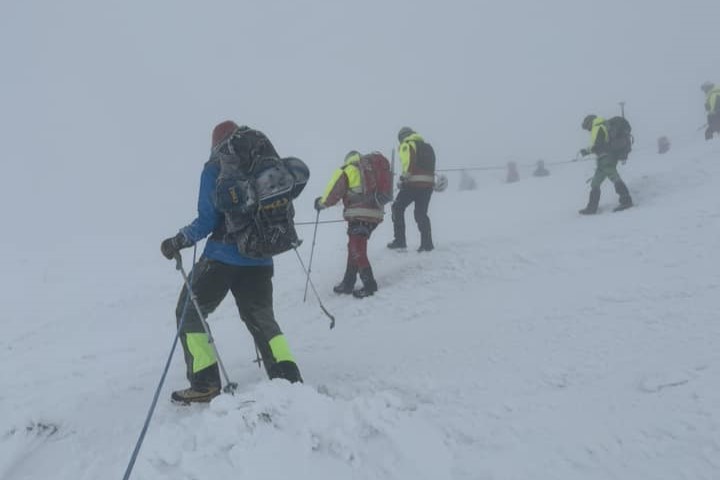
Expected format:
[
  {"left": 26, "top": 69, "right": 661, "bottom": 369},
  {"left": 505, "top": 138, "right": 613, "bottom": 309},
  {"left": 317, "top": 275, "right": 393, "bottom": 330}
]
[{"left": 358, "top": 152, "right": 393, "bottom": 205}]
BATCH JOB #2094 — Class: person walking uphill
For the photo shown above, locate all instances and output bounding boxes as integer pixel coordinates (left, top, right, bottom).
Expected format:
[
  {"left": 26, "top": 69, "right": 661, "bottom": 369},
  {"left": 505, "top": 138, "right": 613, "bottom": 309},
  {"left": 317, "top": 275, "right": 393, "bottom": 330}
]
[
  {"left": 702, "top": 81, "right": 720, "bottom": 140},
  {"left": 387, "top": 127, "right": 436, "bottom": 252},
  {"left": 578, "top": 114, "right": 633, "bottom": 214},
  {"left": 314, "top": 151, "right": 389, "bottom": 298},
  {"left": 160, "top": 121, "right": 306, "bottom": 404}
]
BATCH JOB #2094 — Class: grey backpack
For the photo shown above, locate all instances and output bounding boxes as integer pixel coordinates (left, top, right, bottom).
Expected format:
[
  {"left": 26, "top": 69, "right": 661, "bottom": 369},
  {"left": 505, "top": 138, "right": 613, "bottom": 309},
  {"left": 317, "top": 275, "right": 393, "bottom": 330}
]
[{"left": 213, "top": 127, "right": 309, "bottom": 258}]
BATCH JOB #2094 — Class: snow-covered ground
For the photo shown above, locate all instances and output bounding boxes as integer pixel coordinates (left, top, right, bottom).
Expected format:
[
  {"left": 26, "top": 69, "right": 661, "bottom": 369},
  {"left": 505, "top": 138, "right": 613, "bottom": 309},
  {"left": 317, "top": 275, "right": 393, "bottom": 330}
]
[{"left": 2, "top": 139, "right": 720, "bottom": 480}]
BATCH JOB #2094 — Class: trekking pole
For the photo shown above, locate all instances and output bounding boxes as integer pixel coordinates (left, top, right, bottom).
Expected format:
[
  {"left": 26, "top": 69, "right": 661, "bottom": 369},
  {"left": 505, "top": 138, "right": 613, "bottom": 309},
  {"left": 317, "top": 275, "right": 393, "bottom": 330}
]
[
  {"left": 697, "top": 123, "right": 708, "bottom": 131},
  {"left": 391, "top": 148, "right": 396, "bottom": 199},
  {"left": 293, "top": 248, "right": 336, "bottom": 329},
  {"left": 174, "top": 254, "right": 238, "bottom": 394},
  {"left": 619, "top": 101, "right": 626, "bottom": 118},
  {"left": 303, "top": 209, "right": 321, "bottom": 302},
  {"left": 121, "top": 246, "right": 198, "bottom": 480},
  {"left": 253, "top": 341, "right": 263, "bottom": 369}
]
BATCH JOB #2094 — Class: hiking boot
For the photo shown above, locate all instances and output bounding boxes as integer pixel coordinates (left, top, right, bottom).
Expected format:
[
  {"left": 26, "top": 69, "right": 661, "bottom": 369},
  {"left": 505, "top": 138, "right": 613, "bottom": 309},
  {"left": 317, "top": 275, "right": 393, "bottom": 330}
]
[
  {"left": 419, "top": 228, "right": 433, "bottom": 252},
  {"left": 333, "top": 265, "right": 357, "bottom": 294},
  {"left": 353, "top": 267, "right": 378, "bottom": 298},
  {"left": 268, "top": 360, "right": 303, "bottom": 383},
  {"left": 578, "top": 207, "right": 598, "bottom": 215},
  {"left": 387, "top": 240, "right": 407, "bottom": 250},
  {"left": 613, "top": 180, "right": 633, "bottom": 211},
  {"left": 333, "top": 282, "right": 355, "bottom": 294},
  {"left": 579, "top": 187, "right": 600, "bottom": 215},
  {"left": 613, "top": 203, "right": 633, "bottom": 212},
  {"left": 353, "top": 286, "right": 377, "bottom": 298},
  {"left": 171, "top": 385, "right": 221, "bottom": 405}
]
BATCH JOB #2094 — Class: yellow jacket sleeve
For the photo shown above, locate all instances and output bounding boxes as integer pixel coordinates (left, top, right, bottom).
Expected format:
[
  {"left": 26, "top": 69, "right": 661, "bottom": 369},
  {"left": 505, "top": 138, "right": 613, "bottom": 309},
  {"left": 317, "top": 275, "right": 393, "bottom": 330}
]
[{"left": 320, "top": 168, "right": 347, "bottom": 206}]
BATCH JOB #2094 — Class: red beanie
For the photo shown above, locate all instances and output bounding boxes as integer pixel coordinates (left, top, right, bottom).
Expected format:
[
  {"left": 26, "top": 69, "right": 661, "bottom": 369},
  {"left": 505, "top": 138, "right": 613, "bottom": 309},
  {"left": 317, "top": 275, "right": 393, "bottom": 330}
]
[{"left": 212, "top": 121, "right": 238, "bottom": 147}]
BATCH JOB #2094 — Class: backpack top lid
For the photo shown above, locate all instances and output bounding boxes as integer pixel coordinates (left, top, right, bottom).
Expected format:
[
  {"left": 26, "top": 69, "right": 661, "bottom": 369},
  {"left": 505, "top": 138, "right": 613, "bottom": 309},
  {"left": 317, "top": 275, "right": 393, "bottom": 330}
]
[
  {"left": 213, "top": 126, "right": 279, "bottom": 173},
  {"left": 607, "top": 116, "right": 632, "bottom": 132}
]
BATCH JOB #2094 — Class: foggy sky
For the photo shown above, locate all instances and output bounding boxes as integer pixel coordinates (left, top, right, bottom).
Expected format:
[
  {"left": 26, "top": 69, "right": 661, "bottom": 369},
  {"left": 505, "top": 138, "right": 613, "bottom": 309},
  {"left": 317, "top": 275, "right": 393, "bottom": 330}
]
[{"left": 1, "top": 0, "right": 718, "bottom": 239}]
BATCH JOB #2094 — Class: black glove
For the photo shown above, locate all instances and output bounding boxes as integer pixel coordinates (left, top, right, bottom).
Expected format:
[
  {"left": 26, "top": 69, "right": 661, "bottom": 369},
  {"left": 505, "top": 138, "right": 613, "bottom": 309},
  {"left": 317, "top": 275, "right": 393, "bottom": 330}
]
[
  {"left": 579, "top": 148, "right": 590, "bottom": 157},
  {"left": 397, "top": 174, "right": 409, "bottom": 190},
  {"left": 314, "top": 196, "right": 324, "bottom": 211},
  {"left": 160, "top": 233, "right": 191, "bottom": 260}
]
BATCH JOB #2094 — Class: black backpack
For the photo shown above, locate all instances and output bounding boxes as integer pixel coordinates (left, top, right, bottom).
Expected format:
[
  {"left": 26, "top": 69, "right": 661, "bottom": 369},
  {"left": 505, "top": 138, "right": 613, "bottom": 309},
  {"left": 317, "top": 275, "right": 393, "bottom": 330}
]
[
  {"left": 605, "top": 116, "right": 633, "bottom": 161},
  {"left": 413, "top": 141, "right": 436, "bottom": 173},
  {"left": 213, "top": 127, "right": 309, "bottom": 259}
]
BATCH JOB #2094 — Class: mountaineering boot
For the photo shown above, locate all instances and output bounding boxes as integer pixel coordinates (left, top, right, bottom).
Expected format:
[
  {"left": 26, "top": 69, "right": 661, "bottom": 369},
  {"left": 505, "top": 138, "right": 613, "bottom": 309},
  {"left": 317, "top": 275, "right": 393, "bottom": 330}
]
[
  {"left": 353, "top": 267, "right": 378, "bottom": 298},
  {"left": 390, "top": 205, "right": 407, "bottom": 249},
  {"left": 172, "top": 363, "right": 221, "bottom": 404},
  {"left": 579, "top": 187, "right": 601, "bottom": 215},
  {"left": 171, "top": 386, "right": 221, "bottom": 404},
  {"left": 418, "top": 231, "right": 434, "bottom": 252},
  {"left": 612, "top": 181, "right": 633, "bottom": 212},
  {"left": 333, "top": 265, "right": 357, "bottom": 294},
  {"left": 268, "top": 360, "right": 303, "bottom": 383}
]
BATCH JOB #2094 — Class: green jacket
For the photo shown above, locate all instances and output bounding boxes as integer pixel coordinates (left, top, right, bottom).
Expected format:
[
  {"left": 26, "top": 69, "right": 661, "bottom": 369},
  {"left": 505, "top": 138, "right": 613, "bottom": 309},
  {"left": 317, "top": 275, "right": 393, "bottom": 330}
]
[
  {"left": 589, "top": 117, "right": 609, "bottom": 155},
  {"left": 705, "top": 87, "right": 720, "bottom": 114}
]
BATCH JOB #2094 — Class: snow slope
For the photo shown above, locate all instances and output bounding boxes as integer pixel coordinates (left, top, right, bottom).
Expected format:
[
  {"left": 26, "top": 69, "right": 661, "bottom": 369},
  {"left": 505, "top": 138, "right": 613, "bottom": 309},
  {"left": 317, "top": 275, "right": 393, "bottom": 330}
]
[{"left": 2, "top": 139, "right": 720, "bottom": 480}]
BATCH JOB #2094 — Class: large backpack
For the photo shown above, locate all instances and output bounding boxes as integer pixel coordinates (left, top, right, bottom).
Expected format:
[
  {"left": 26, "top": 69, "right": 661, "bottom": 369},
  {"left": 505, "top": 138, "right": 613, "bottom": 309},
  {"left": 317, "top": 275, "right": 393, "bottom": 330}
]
[
  {"left": 213, "top": 127, "right": 309, "bottom": 259},
  {"left": 605, "top": 116, "right": 633, "bottom": 161},
  {"left": 357, "top": 152, "right": 393, "bottom": 205},
  {"left": 413, "top": 140, "right": 436, "bottom": 173}
]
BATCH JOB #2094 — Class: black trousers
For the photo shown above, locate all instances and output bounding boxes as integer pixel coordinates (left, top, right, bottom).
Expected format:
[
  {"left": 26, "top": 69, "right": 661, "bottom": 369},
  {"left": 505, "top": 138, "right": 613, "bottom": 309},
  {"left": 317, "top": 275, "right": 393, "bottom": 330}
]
[
  {"left": 707, "top": 113, "right": 720, "bottom": 140},
  {"left": 175, "top": 258, "right": 283, "bottom": 387},
  {"left": 391, "top": 187, "right": 433, "bottom": 246}
]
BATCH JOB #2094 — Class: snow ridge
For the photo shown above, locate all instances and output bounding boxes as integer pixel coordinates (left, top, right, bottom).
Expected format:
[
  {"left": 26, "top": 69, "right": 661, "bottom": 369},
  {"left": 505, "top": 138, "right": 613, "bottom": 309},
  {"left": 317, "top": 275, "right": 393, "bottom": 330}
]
[{"left": 2, "top": 141, "right": 720, "bottom": 479}]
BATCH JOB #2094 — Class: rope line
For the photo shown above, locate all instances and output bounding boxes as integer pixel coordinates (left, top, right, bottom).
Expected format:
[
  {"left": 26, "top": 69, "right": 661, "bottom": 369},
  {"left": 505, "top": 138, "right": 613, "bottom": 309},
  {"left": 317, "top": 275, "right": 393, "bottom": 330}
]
[{"left": 295, "top": 219, "right": 345, "bottom": 226}]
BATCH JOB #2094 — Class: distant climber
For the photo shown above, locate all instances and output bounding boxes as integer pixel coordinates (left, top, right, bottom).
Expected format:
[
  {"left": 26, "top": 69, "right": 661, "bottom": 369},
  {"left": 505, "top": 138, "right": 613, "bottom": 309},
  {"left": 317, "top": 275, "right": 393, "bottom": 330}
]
[
  {"left": 506, "top": 161, "right": 519, "bottom": 183},
  {"left": 533, "top": 160, "right": 550, "bottom": 177}
]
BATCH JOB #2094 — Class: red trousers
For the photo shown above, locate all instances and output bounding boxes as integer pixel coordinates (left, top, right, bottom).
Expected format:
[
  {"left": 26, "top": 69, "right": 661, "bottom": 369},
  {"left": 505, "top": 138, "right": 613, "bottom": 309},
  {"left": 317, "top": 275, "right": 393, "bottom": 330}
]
[{"left": 346, "top": 221, "right": 377, "bottom": 269}]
